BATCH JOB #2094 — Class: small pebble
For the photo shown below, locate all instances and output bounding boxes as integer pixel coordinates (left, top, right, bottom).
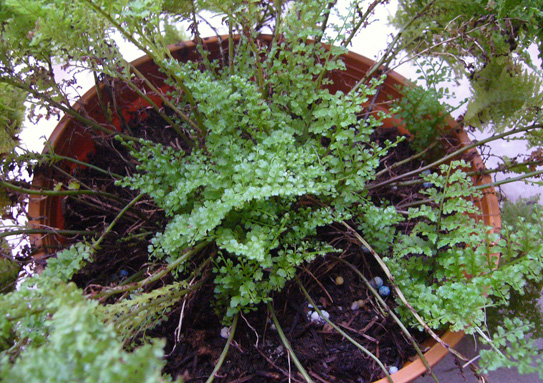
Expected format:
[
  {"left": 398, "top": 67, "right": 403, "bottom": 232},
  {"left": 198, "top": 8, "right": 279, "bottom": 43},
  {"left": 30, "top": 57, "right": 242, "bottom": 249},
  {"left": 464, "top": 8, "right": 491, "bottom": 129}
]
[
  {"left": 370, "top": 276, "right": 384, "bottom": 288},
  {"left": 335, "top": 276, "right": 344, "bottom": 285},
  {"left": 389, "top": 366, "right": 399, "bottom": 374},
  {"left": 379, "top": 285, "right": 391, "bottom": 297},
  {"left": 220, "top": 327, "right": 230, "bottom": 339},
  {"left": 391, "top": 185, "right": 398, "bottom": 191},
  {"left": 351, "top": 301, "right": 360, "bottom": 311},
  {"left": 309, "top": 310, "right": 330, "bottom": 324}
]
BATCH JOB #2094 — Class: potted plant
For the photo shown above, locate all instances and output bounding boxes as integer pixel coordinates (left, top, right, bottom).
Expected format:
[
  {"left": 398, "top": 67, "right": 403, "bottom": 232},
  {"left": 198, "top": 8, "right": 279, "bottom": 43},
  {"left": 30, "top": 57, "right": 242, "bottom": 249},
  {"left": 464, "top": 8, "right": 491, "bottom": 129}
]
[{"left": 1, "top": 1, "right": 542, "bottom": 382}]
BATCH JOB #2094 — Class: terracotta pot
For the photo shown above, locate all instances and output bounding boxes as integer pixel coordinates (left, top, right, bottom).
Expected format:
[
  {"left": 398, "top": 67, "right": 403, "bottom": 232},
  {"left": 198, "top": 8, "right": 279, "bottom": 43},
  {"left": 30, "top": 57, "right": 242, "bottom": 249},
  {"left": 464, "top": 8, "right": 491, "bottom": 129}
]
[{"left": 28, "top": 34, "right": 501, "bottom": 382}]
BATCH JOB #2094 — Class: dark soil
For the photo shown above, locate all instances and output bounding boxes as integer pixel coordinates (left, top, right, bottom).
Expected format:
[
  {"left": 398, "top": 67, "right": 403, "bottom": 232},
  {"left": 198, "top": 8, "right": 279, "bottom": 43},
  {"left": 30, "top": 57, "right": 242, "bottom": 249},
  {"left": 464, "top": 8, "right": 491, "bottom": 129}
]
[
  {"left": 46, "top": 106, "right": 435, "bottom": 382},
  {"left": 153, "top": 240, "right": 425, "bottom": 383}
]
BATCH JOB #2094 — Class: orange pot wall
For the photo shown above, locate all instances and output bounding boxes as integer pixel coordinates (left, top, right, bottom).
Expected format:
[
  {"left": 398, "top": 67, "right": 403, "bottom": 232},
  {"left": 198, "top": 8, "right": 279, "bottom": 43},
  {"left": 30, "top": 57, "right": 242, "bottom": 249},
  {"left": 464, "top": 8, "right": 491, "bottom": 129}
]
[{"left": 28, "top": 35, "right": 501, "bottom": 382}]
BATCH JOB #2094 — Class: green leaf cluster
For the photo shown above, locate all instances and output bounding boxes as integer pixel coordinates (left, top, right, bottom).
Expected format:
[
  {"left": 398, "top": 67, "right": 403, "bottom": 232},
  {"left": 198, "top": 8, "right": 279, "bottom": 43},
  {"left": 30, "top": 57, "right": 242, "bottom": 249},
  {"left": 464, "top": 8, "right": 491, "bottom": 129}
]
[
  {"left": 41, "top": 241, "right": 94, "bottom": 281},
  {"left": 384, "top": 162, "right": 543, "bottom": 373},
  {"left": 394, "top": 0, "right": 543, "bottom": 132},
  {"left": 479, "top": 318, "right": 543, "bottom": 378},
  {"left": 0, "top": 275, "right": 172, "bottom": 383},
  {"left": 120, "top": 29, "right": 391, "bottom": 318},
  {"left": 392, "top": 82, "right": 452, "bottom": 153},
  {"left": 388, "top": 162, "right": 495, "bottom": 331},
  {"left": 464, "top": 56, "right": 543, "bottom": 131},
  {"left": 100, "top": 280, "right": 192, "bottom": 344}
]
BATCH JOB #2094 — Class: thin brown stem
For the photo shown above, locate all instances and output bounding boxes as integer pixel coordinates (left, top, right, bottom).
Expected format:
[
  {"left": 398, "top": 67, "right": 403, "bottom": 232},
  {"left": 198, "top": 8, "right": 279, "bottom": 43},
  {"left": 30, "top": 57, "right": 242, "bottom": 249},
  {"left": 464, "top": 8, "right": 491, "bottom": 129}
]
[
  {"left": 351, "top": 1, "right": 435, "bottom": 92},
  {"left": 0, "top": 228, "right": 96, "bottom": 240},
  {"left": 368, "top": 124, "right": 543, "bottom": 191},
  {"left": 0, "top": 77, "right": 137, "bottom": 142},
  {"left": 92, "top": 242, "right": 211, "bottom": 299}
]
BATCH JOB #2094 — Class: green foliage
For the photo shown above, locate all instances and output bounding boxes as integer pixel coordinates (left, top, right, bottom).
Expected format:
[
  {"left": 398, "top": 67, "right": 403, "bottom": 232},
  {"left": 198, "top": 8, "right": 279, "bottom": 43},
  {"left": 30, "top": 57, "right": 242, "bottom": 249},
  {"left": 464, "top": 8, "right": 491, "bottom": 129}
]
[
  {"left": 0, "top": 83, "right": 26, "bottom": 157},
  {"left": 464, "top": 56, "right": 543, "bottom": 130},
  {"left": 388, "top": 162, "right": 494, "bottom": 331},
  {"left": 101, "top": 281, "right": 192, "bottom": 344},
  {"left": 479, "top": 318, "right": 543, "bottom": 378},
  {"left": 386, "top": 163, "right": 543, "bottom": 374},
  {"left": 394, "top": 0, "right": 543, "bottom": 132},
  {"left": 356, "top": 202, "right": 403, "bottom": 255},
  {"left": 120, "top": 27, "right": 390, "bottom": 319},
  {"left": 394, "top": 0, "right": 543, "bottom": 68},
  {"left": 501, "top": 195, "right": 542, "bottom": 229},
  {"left": 213, "top": 241, "right": 339, "bottom": 319},
  {"left": 162, "top": 19, "right": 189, "bottom": 46},
  {"left": 486, "top": 196, "right": 543, "bottom": 339},
  {"left": 390, "top": 57, "right": 463, "bottom": 154},
  {"left": 41, "top": 242, "right": 94, "bottom": 281},
  {"left": 0, "top": 254, "right": 19, "bottom": 293},
  {"left": 0, "top": 275, "right": 171, "bottom": 383},
  {"left": 392, "top": 83, "right": 452, "bottom": 153},
  {"left": 1, "top": 0, "right": 543, "bottom": 380}
]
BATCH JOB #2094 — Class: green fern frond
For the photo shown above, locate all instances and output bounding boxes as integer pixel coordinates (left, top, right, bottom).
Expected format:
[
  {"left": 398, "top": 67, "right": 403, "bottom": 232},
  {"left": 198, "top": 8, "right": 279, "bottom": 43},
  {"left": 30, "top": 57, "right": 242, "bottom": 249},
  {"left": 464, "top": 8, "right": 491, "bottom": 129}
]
[
  {"left": 101, "top": 281, "right": 191, "bottom": 343},
  {"left": 465, "top": 57, "right": 543, "bottom": 131}
]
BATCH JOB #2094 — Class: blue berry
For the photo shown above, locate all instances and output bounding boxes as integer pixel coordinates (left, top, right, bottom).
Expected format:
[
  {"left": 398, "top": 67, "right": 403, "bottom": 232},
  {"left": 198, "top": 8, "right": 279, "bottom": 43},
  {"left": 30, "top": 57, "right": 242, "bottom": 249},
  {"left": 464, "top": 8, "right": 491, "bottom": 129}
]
[
  {"left": 370, "top": 276, "right": 384, "bottom": 288},
  {"left": 379, "top": 285, "right": 391, "bottom": 297}
]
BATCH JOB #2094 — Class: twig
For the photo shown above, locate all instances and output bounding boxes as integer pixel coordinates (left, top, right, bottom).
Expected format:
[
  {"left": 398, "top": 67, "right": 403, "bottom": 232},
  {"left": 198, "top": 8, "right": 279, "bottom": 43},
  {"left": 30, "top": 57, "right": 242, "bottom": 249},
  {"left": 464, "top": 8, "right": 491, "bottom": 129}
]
[
  {"left": 342, "top": 0, "right": 384, "bottom": 48},
  {"left": 301, "top": 265, "right": 333, "bottom": 304},
  {"left": 0, "top": 180, "right": 117, "bottom": 199},
  {"left": 353, "top": 1, "right": 436, "bottom": 91},
  {"left": 368, "top": 123, "right": 543, "bottom": 191},
  {"left": 93, "top": 193, "right": 144, "bottom": 248},
  {"left": 0, "top": 228, "right": 96, "bottom": 240},
  {"left": 267, "top": 303, "right": 315, "bottom": 383},
  {"left": 255, "top": 347, "right": 305, "bottom": 383},
  {"left": 205, "top": 313, "right": 239, "bottom": 383},
  {"left": 92, "top": 242, "right": 210, "bottom": 299}
]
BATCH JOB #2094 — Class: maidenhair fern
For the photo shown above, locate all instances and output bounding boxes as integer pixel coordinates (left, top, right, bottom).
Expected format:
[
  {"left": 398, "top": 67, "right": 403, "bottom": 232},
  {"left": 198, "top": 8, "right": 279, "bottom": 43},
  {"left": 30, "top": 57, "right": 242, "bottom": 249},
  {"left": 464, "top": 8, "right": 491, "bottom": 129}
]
[
  {"left": 2, "top": 0, "right": 543, "bottom": 380},
  {"left": 119, "top": 35, "right": 393, "bottom": 319},
  {"left": 385, "top": 162, "right": 543, "bottom": 375}
]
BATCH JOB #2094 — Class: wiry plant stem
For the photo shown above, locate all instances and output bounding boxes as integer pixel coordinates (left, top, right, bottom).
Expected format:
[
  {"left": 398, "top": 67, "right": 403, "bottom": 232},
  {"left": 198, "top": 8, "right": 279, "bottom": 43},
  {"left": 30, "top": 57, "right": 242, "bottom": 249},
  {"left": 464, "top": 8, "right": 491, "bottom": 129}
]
[
  {"left": 368, "top": 123, "right": 543, "bottom": 191},
  {"left": 267, "top": 303, "right": 315, "bottom": 383},
  {"left": 205, "top": 313, "right": 239, "bottom": 383}
]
